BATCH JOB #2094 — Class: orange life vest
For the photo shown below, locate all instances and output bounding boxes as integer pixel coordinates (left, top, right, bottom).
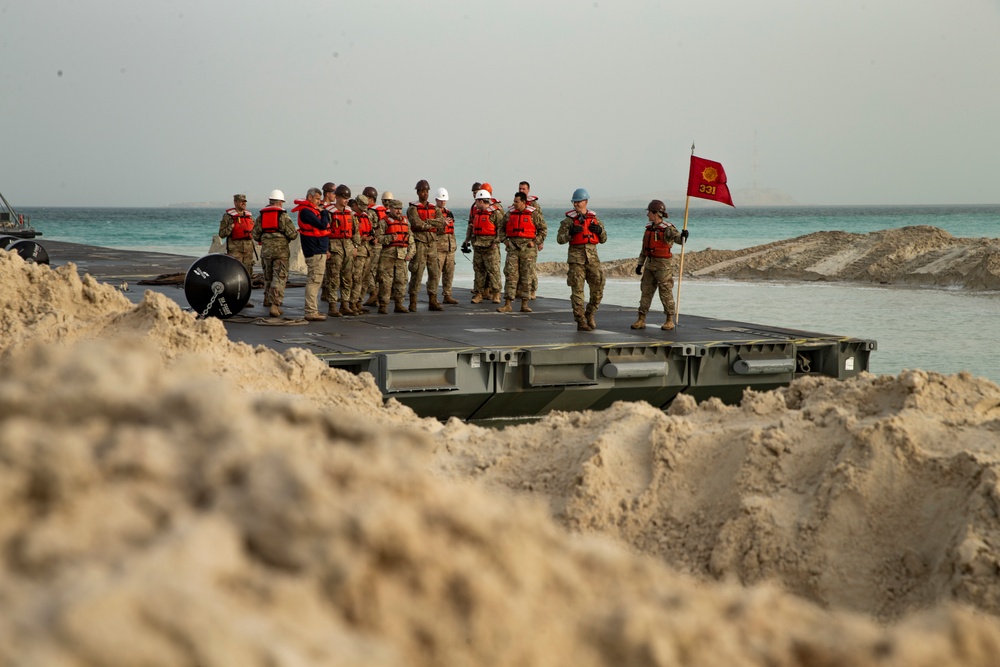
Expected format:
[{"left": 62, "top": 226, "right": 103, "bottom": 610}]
[
  {"left": 472, "top": 205, "right": 500, "bottom": 236},
  {"left": 384, "top": 217, "right": 410, "bottom": 248},
  {"left": 439, "top": 208, "right": 455, "bottom": 235},
  {"left": 227, "top": 208, "right": 254, "bottom": 240},
  {"left": 567, "top": 210, "right": 601, "bottom": 245},
  {"left": 370, "top": 204, "right": 387, "bottom": 222},
  {"left": 293, "top": 200, "right": 326, "bottom": 237},
  {"left": 410, "top": 201, "right": 435, "bottom": 222},
  {"left": 259, "top": 205, "right": 285, "bottom": 233},
  {"left": 357, "top": 210, "right": 374, "bottom": 241},
  {"left": 505, "top": 206, "right": 537, "bottom": 239},
  {"left": 643, "top": 224, "right": 674, "bottom": 259},
  {"left": 325, "top": 205, "right": 355, "bottom": 239}
]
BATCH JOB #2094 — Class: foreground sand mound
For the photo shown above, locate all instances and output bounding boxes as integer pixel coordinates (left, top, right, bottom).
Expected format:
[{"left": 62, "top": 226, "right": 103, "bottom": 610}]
[
  {"left": 3, "top": 340, "right": 1000, "bottom": 666},
  {"left": 433, "top": 371, "right": 1000, "bottom": 620},
  {"left": 537, "top": 226, "right": 1000, "bottom": 289}
]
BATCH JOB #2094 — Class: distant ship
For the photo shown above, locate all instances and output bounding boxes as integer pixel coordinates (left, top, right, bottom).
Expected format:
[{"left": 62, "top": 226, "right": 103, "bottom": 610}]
[{"left": 0, "top": 190, "right": 41, "bottom": 240}]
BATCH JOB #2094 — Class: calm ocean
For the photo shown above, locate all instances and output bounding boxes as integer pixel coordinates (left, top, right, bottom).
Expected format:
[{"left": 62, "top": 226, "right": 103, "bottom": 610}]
[{"left": 20, "top": 204, "right": 1000, "bottom": 384}]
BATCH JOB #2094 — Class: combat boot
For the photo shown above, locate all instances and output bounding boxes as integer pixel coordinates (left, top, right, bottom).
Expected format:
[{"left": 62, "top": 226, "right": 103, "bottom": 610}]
[
  {"left": 327, "top": 302, "right": 342, "bottom": 317},
  {"left": 661, "top": 316, "right": 675, "bottom": 331},
  {"left": 497, "top": 298, "right": 513, "bottom": 313},
  {"left": 378, "top": 302, "right": 388, "bottom": 314},
  {"left": 269, "top": 305, "right": 282, "bottom": 318},
  {"left": 354, "top": 301, "right": 370, "bottom": 314},
  {"left": 304, "top": 312, "right": 327, "bottom": 322},
  {"left": 573, "top": 306, "right": 592, "bottom": 331},
  {"left": 394, "top": 299, "right": 409, "bottom": 313},
  {"left": 409, "top": 294, "right": 418, "bottom": 312},
  {"left": 364, "top": 292, "right": 378, "bottom": 306},
  {"left": 520, "top": 299, "right": 532, "bottom": 313},
  {"left": 443, "top": 293, "right": 459, "bottom": 305},
  {"left": 491, "top": 289, "right": 502, "bottom": 304},
  {"left": 341, "top": 300, "right": 356, "bottom": 316},
  {"left": 631, "top": 312, "right": 647, "bottom": 330},
  {"left": 471, "top": 292, "right": 483, "bottom": 304},
  {"left": 428, "top": 294, "right": 444, "bottom": 311},
  {"left": 585, "top": 305, "right": 597, "bottom": 331}
]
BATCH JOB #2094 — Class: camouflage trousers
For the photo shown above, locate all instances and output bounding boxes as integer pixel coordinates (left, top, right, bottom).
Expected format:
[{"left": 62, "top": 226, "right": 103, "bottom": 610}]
[
  {"left": 638, "top": 257, "right": 676, "bottom": 316},
  {"left": 261, "top": 246, "right": 290, "bottom": 307},
  {"left": 226, "top": 239, "right": 256, "bottom": 279},
  {"left": 437, "top": 235, "right": 457, "bottom": 297},
  {"left": 408, "top": 239, "right": 440, "bottom": 297},
  {"left": 350, "top": 249, "right": 374, "bottom": 303},
  {"left": 472, "top": 242, "right": 502, "bottom": 295},
  {"left": 323, "top": 240, "right": 354, "bottom": 304},
  {"left": 567, "top": 260, "right": 605, "bottom": 311},
  {"left": 366, "top": 245, "right": 382, "bottom": 297},
  {"left": 378, "top": 254, "right": 410, "bottom": 304},
  {"left": 502, "top": 243, "right": 537, "bottom": 299}
]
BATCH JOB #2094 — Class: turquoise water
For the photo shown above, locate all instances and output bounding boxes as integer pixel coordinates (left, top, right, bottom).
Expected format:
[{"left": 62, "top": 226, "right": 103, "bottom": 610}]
[{"left": 22, "top": 204, "right": 1000, "bottom": 384}]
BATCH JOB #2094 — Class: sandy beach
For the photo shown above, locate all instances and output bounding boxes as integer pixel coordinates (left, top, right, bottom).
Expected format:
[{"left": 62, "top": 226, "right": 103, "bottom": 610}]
[{"left": 4, "top": 248, "right": 1000, "bottom": 666}]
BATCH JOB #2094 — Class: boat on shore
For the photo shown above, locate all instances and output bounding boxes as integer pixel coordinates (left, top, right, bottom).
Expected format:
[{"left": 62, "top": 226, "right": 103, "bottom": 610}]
[{"left": 0, "top": 190, "right": 41, "bottom": 240}]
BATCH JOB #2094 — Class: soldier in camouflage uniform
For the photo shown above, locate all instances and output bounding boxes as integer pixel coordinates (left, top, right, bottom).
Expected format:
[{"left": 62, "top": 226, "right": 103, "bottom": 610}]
[
  {"left": 349, "top": 194, "right": 377, "bottom": 314},
  {"left": 361, "top": 187, "right": 386, "bottom": 306},
  {"left": 556, "top": 188, "right": 607, "bottom": 331},
  {"left": 377, "top": 199, "right": 414, "bottom": 314},
  {"left": 252, "top": 190, "right": 298, "bottom": 318},
  {"left": 497, "top": 191, "right": 546, "bottom": 313},
  {"left": 463, "top": 188, "right": 505, "bottom": 304},
  {"left": 322, "top": 184, "right": 360, "bottom": 316},
  {"left": 218, "top": 194, "right": 257, "bottom": 307},
  {"left": 518, "top": 181, "right": 545, "bottom": 300},
  {"left": 631, "top": 199, "right": 688, "bottom": 331},
  {"left": 406, "top": 179, "right": 444, "bottom": 311},
  {"left": 432, "top": 187, "right": 459, "bottom": 305}
]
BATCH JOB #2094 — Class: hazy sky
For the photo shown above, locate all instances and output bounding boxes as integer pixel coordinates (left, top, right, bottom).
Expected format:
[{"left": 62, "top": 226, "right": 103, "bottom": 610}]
[{"left": 3, "top": 0, "right": 999, "bottom": 207}]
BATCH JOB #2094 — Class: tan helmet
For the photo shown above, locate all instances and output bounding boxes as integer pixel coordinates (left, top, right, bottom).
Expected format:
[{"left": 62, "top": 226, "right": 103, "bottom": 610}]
[{"left": 381, "top": 190, "right": 394, "bottom": 201}]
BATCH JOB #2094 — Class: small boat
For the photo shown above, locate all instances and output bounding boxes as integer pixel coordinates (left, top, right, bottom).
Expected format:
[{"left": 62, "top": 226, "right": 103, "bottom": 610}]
[{"left": 0, "top": 190, "right": 41, "bottom": 240}]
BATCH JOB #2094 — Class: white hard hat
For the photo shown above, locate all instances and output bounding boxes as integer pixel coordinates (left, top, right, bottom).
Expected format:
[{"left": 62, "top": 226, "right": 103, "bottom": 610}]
[
  {"left": 435, "top": 187, "right": 449, "bottom": 202},
  {"left": 269, "top": 189, "right": 285, "bottom": 201},
  {"left": 475, "top": 189, "right": 492, "bottom": 200}
]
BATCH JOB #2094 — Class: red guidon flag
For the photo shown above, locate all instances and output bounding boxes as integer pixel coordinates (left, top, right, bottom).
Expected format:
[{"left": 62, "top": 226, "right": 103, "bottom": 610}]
[{"left": 687, "top": 155, "right": 735, "bottom": 206}]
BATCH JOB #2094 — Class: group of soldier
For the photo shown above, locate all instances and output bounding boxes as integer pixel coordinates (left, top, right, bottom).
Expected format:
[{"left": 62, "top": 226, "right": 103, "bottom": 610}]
[{"left": 219, "top": 181, "right": 688, "bottom": 332}]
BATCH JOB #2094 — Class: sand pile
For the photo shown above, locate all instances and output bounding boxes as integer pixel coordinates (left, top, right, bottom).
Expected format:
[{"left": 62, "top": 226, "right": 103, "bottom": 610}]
[
  {"left": 4, "top": 250, "right": 1000, "bottom": 665},
  {"left": 538, "top": 226, "right": 1000, "bottom": 289}
]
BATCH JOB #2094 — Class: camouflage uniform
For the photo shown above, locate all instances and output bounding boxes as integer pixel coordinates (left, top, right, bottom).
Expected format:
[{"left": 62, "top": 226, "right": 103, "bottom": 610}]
[
  {"left": 218, "top": 206, "right": 256, "bottom": 279},
  {"left": 527, "top": 197, "right": 544, "bottom": 298},
  {"left": 252, "top": 207, "right": 298, "bottom": 309},
  {"left": 556, "top": 209, "right": 607, "bottom": 329},
  {"left": 377, "top": 203, "right": 415, "bottom": 309},
  {"left": 322, "top": 204, "right": 360, "bottom": 311},
  {"left": 499, "top": 205, "right": 547, "bottom": 300},
  {"left": 465, "top": 202, "right": 505, "bottom": 301},
  {"left": 636, "top": 221, "right": 683, "bottom": 324},
  {"left": 406, "top": 201, "right": 442, "bottom": 306},
  {"left": 433, "top": 207, "right": 458, "bottom": 302},
  {"left": 350, "top": 201, "right": 378, "bottom": 306}
]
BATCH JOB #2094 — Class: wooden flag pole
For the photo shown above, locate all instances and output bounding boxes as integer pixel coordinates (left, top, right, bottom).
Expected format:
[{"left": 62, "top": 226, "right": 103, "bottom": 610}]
[{"left": 674, "top": 143, "right": 694, "bottom": 327}]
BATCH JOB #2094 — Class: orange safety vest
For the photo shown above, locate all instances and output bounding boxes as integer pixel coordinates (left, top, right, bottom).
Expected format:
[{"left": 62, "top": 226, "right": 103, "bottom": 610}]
[
  {"left": 643, "top": 224, "right": 674, "bottom": 259},
  {"left": 439, "top": 208, "right": 455, "bottom": 235},
  {"left": 357, "top": 210, "right": 374, "bottom": 240},
  {"left": 259, "top": 205, "right": 285, "bottom": 233},
  {"left": 326, "top": 205, "right": 355, "bottom": 239},
  {"left": 370, "top": 204, "right": 387, "bottom": 222},
  {"left": 227, "top": 208, "right": 254, "bottom": 240},
  {"left": 410, "top": 201, "right": 435, "bottom": 227},
  {"left": 471, "top": 205, "right": 499, "bottom": 236},
  {"left": 505, "top": 206, "right": 537, "bottom": 239},
  {"left": 293, "top": 200, "right": 326, "bottom": 237},
  {"left": 384, "top": 218, "right": 410, "bottom": 247},
  {"left": 567, "top": 210, "right": 600, "bottom": 245}
]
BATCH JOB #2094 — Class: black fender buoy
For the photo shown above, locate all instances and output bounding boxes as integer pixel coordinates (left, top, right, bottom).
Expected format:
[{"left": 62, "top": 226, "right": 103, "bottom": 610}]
[
  {"left": 0, "top": 235, "right": 20, "bottom": 249},
  {"left": 6, "top": 240, "right": 49, "bottom": 264},
  {"left": 184, "top": 253, "right": 251, "bottom": 319}
]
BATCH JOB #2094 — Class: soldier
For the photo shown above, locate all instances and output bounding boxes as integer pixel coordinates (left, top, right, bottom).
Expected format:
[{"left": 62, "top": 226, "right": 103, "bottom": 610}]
[
  {"left": 406, "top": 179, "right": 443, "bottom": 312},
  {"left": 497, "top": 191, "right": 546, "bottom": 313},
  {"left": 556, "top": 187, "right": 607, "bottom": 331},
  {"left": 377, "top": 199, "right": 415, "bottom": 314},
  {"left": 218, "top": 193, "right": 256, "bottom": 307},
  {"left": 361, "top": 186, "right": 385, "bottom": 307},
  {"left": 252, "top": 190, "right": 298, "bottom": 318},
  {"left": 349, "top": 194, "right": 377, "bottom": 314},
  {"left": 431, "top": 187, "right": 459, "bottom": 305},
  {"left": 519, "top": 181, "right": 545, "bottom": 300},
  {"left": 292, "top": 186, "right": 328, "bottom": 321},
  {"left": 463, "top": 188, "right": 505, "bottom": 304},
  {"left": 631, "top": 199, "right": 688, "bottom": 331},
  {"left": 321, "top": 183, "right": 360, "bottom": 317}
]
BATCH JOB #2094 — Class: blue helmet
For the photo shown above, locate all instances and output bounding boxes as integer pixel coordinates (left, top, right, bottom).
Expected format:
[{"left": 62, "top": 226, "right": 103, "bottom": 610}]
[{"left": 571, "top": 187, "right": 590, "bottom": 202}]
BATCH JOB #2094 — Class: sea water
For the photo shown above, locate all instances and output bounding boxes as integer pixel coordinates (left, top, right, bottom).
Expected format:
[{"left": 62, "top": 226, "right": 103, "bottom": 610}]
[{"left": 22, "top": 204, "right": 1000, "bottom": 384}]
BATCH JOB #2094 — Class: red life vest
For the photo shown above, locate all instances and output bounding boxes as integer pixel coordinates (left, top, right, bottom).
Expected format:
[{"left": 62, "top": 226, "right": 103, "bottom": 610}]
[
  {"left": 370, "top": 204, "right": 387, "bottom": 222},
  {"left": 293, "top": 200, "right": 326, "bottom": 237},
  {"left": 259, "top": 205, "right": 285, "bottom": 233},
  {"left": 227, "top": 208, "right": 254, "bottom": 240},
  {"left": 410, "top": 201, "right": 435, "bottom": 224},
  {"left": 384, "top": 217, "right": 410, "bottom": 248},
  {"left": 643, "top": 224, "right": 674, "bottom": 259},
  {"left": 567, "top": 210, "right": 600, "bottom": 245},
  {"left": 357, "top": 210, "right": 374, "bottom": 240},
  {"left": 325, "top": 204, "right": 355, "bottom": 239},
  {"left": 472, "top": 205, "right": 499, "bottom": 236},
  {"left": 439, "top": 208, "right": 455, "bottom": 235},
  {"left": 505, "top": 206, "right": 537, "bottom": 239}
]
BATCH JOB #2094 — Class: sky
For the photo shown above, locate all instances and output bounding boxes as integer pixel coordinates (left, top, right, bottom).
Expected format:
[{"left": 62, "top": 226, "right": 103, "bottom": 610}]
[{"left": 2, "top": 0, "right": 999, "bottom": 208}]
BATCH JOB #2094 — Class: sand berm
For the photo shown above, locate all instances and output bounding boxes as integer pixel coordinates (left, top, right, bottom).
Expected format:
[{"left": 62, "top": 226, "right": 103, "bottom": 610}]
[{"left": 3, "top": 249, "right": 1000, "bottom": 666}]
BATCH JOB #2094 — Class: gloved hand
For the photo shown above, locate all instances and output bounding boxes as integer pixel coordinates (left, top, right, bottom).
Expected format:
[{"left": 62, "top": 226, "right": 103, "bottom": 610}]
[
  {"left": 680, "top": 229, "right": 689, "bottom": 244},
  {"left": 589, "top": 223, "right": 603, "bottom": 236},
  {"left": 461, "top": 241, "right": 472, "bottom": 254},
  {"left": 635, "top": 262, "right": 643, "bottom": 276},
  {"left": 570, "top": 224, "right": 584, "bottom": 236}
]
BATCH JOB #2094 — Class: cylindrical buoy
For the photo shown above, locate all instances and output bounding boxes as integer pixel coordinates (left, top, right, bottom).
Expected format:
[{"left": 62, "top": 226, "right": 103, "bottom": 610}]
[
  {"left": 184, "top": 253, "right": 251, "bottom": 319},
  {"left": 6, "top": 240, "right": 50, "bottom": 264}
]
